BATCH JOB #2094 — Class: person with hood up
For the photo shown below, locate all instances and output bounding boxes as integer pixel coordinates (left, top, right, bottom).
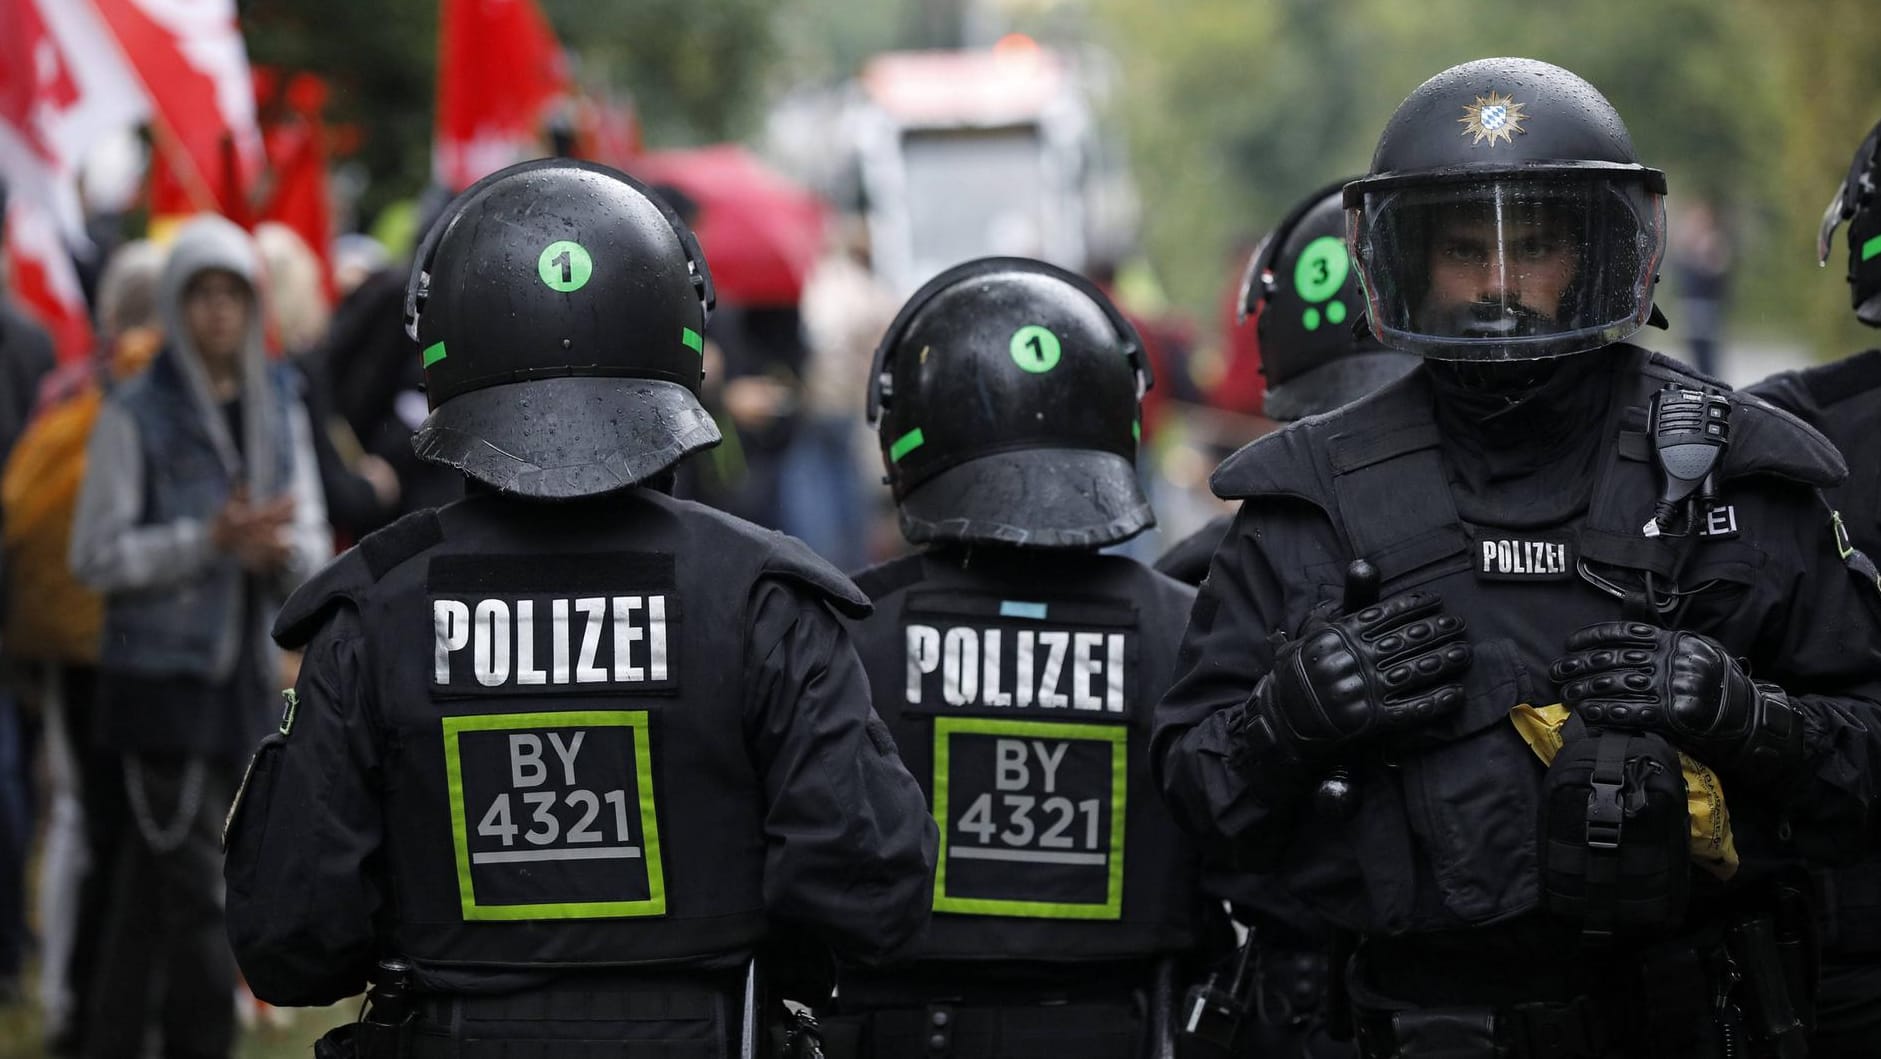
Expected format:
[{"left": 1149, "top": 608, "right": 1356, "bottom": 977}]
[{"left": 68, "top": 214, "right": 328, "bottom": 1059}]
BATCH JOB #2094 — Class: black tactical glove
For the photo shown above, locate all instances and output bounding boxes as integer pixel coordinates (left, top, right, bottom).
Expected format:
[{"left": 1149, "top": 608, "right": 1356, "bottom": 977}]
[
  {"left": 1549, "top": 622, "right": 1805, "bottom": 786},
  {"left": 1235, "top": 591, "right": 1472, "bottom": 776}
]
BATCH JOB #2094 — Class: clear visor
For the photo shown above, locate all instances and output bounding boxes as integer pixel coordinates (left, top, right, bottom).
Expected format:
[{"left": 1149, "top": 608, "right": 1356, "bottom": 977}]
[{"left": 1349, "top": 176, "right": 1666, "bottom": 361}]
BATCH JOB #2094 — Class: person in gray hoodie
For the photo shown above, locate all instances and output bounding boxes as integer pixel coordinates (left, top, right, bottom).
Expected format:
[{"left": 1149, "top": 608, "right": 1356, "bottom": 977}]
[{"left": 68, "top": 214, "right": 327, "bottom": 1059}]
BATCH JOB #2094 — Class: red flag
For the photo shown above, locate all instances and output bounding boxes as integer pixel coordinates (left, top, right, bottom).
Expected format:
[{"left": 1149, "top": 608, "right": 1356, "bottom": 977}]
[
  {"left": 4, "top": 202, "right": 94, "bottom": 363},
  {"left": 0, "top": 0, "right": 150, "bottom": 238},
  {"left": 257, "top": 73, "right": 335, "bottom": 299},
  {"left": 90, "top": 0, "right": 262, "bottom": 218},
  {"left": 436, "top": 0, "right": 569, "bottom": 191}
]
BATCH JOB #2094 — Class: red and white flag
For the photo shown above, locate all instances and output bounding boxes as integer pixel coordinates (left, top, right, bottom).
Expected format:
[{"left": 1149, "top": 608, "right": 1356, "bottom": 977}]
[
  {"left": 90, "top": 0, "right": 263, "bottom": 218},
  {"left": 435, "top": 0, "right": 569, "bottom": 191},
  {"left": 0, "top": 0, "right": 150, "bottom": 237},
  {"left": 0, "top": 0, "right": 147, "bottom": 360},
  {"left": 4, "top": 201, "right": 95, "bottom": 362}
]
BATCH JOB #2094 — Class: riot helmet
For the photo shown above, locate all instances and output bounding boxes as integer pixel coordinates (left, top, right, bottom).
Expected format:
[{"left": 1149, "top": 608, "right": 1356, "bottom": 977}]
[
  {"left": 1239, "top": 179, "right": 1420, "bottom": 419},
  {"left": 868, "top": 257, "right": 1153, "bottom": 548},
  {"left": 1344, "top": 57, "right": 1667, "bottom": 362},
  {"left": 1816, "top": 118, "right": 1881, "bottom": 326},
  {"left": 404, "top": 158, "right": 720, "bottom": 499}
]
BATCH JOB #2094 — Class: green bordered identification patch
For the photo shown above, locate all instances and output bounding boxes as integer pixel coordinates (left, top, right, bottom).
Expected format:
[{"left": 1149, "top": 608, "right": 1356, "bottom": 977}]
[
  {"left": 932, "top": 716, "right": 1127, "bottom": 919},
  {"left": 444, "top": 710, "right": 664, "bottom": 921}
]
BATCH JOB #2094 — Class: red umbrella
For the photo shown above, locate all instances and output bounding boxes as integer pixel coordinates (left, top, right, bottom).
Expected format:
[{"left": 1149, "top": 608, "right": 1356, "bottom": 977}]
[{"left": 630, "top": 145, "right": 829, "bottom": 307}]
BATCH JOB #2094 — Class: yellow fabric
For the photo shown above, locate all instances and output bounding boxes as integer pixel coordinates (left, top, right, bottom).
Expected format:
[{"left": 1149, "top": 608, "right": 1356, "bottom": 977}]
[
  {"left": 3, "top": 386, "right": 105, "bottom": 664},
  {"left": 1, "top": 331, "right": 160, "bottom": 665},
  {"left": 1510, "top": 703, "right": 1739, "bottom": 880}
]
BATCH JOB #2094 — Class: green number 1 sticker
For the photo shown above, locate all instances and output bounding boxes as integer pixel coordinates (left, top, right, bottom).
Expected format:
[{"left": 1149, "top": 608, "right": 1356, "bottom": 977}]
[
  {"left": 1010, "top": 325, "right": 1061, "bottom": 373},
  {"left": 538, "top": 241, "right": 593, "bottom": 293}
]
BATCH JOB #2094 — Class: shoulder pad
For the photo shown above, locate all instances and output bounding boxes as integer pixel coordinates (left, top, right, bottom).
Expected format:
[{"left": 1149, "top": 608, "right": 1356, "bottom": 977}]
[
  {"left": 1749, "top": 349, "right": 1881, "bottom": 418},
  {"left": 1638, "top": 347, "right": 1728, "bottom": 389},
  {"left": 1720, "top": 391, "right": 1847, "bottom": 489},
  {"left": 760, "top": 530, "right": 872, "bottom": 620},
  {"left": 1209, "top": 416, "right": 1334, "bottom": 504},
  {"left": 272, "top": 509, "right": 444, "bottom": 648},
  {"left": 851, "top": 554, "right": 926, "bottom": 603}
]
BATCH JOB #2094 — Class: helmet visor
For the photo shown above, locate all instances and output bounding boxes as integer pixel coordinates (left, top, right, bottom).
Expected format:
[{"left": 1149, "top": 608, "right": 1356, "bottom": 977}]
[{"left": 1350, "top": 176, "right": 1665, "bottom": 361}]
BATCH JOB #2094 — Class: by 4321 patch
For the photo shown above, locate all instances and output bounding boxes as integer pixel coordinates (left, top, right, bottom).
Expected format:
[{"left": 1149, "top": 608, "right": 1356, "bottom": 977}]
[
  {"left": 444, "top": 710, "right": 664, "bottom": 921},
  {"left": 932, "top": 716, "right": 1127, "bottom": 920}
]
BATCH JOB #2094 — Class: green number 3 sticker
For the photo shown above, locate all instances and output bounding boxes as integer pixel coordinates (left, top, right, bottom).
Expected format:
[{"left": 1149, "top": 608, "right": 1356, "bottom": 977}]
[
  {"left": 1009, "top": 325, "right": 1061, "bottom": 373},
  {"left": 538, "top": 241, "right": 593, "bottom": 292}
]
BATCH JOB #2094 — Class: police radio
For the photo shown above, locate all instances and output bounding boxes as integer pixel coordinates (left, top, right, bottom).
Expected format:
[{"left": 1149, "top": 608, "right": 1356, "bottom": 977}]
[{"left": 1642, "top": 385, "right": 1731, "bottom": 538}]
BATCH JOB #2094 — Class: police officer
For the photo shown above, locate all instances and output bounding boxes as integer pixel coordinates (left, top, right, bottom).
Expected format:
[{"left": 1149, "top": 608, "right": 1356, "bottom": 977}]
[
  {"left": 1156, "top": 180, "right": 1420, "bottom": 585},
  {"left": 223, "top": 159, "right": 937, "bottom": 1058},
  {"left": 1158, "top": 182, "right": 1425, "bottom": 1059},
  {"left": 1153, "top": 58, "right": 1881, "bottom": 1058},
  {"left": 1741, "top": 119, "right": 1881, "bottom": 1058},
  {"left": 825, "top": 257, "right": 1226, "bottom": 1058}
]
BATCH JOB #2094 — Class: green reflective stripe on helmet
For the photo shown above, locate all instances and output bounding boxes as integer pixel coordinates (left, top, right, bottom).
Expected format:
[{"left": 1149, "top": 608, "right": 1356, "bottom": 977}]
[
  {"left": 423, "top": 341, "right": 448, "bottom": 368},
  {"left": 890, "top": 428, "right": 925, "bottom": 462},
  {"left": 1863, "top": 234, "right": 1881, "bottom": 263},
  {"left": 681, "top": 327, "right": 703, "bottom": 353}
]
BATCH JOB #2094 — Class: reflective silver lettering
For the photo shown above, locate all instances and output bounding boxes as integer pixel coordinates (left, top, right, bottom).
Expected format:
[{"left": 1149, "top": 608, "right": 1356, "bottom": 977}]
[
  {"left": 648, "top": 595, "right": 668, "bottom": 681},
  {"left": 1037, "top": 632, "right": 1069, "bottom": 709},
  {"left": 551, "top": 598, "right": 571, "bottom": 683},
  {"left": 1072, "top": 632, "right": 1103, "bottom": 710},
  {"left": 546, "top": 730, "right": 584, "bottom": 785},
  {"left": 943, "top": 627, "right": 978, "bottom": 707},
  {"left": 434, "top": 600, "right": 469, "bottom": 683},
  {"left": 906, "top": 624, "right": 941, "bottom": 704},
  {"left": 474, "top": 600, "right": 511, "bottom": 686},
  {"left": 982, "top": 629, "right": 1011, "bottom": 707},
  {"left": 575, "top": 597, "right": 607, "bottom": 683},
  {"left": 1106, "top": 633, "right": 1126, "bottom": 712},
  {"left": 514, "top": 601, "right": 546, "bottom": 685}
]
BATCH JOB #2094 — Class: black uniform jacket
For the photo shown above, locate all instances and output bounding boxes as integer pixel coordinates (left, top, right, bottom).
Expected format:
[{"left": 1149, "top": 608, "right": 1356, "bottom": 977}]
[
  {"left": 1152, "top": 346, "right": 1881, "bottom": 994},
  {"left": 224, "top": 488, "right": 937, "bottom": 1005},
  {"left": 844, "top": 546, "right": 1224, "bottom": 977},
  {"left": 1748, "top": 348, "right": 1881, "bottom": 549}
]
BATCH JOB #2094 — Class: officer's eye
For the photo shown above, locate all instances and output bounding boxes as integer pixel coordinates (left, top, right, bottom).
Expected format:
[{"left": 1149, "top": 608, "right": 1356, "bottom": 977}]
[
  {"left": 1439, "top": 240, "right": 1489, "bottom": 265},
  {"left": 1512, "top": 236, "right": 1559, "bottom": 261}
]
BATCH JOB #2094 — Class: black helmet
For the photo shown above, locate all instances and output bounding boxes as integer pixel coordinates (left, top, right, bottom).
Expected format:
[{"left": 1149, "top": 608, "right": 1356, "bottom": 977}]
[
  {"left": 1344, "top": 57, "right": 1668, "bottom": 362},
  {"left": 1816, "top": 118, "right": 1881, "bottom": 327},
  {"left": 867, "top": 257, "right": 1153, "bottom": 549},
  {"left": 404, "top": 158, "right": 720, "bottom": 499},
  {"left": 1238, "top": 179, "right": 1420, "bottom": 420}
]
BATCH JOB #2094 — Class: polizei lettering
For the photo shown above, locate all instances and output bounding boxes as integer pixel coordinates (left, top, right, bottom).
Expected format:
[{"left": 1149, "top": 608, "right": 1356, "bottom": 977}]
[
  {"left": 1475, "top": 538, "right": 1573, "bottom": 581},
  {"left": 433, "top": 595, "right": 670, "bottom": 689},
  {"left": 905, "top": 625, "right": 1127, "bottom": 712}
]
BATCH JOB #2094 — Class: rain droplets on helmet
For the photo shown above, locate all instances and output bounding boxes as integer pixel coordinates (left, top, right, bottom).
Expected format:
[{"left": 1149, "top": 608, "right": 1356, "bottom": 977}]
[
  {"left": 868, "top": 257, "right": 1154, "bottom": 549},
  {"left": 404, "top": 159, "right": 721, "bottom": 500},
  {"left": 1344, "top": 58, "right": 1668, "bottom": 362},
  {"left": 1238, "top": 180, "right": 1420, "bottom": 420}
]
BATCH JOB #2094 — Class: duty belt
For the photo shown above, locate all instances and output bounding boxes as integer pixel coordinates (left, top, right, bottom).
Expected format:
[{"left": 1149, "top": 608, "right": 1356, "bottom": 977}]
[
  {"left": 398, "top": 978, "right": 740, "bottom": 1059},
  {"left": 1351, "top": 996, "right": 1610, "bottom": 1059}
]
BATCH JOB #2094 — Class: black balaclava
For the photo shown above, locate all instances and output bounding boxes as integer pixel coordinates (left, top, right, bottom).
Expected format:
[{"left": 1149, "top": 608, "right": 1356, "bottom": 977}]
[{"left": 1427, "top": 346, "right": 1626, "bottom": 529}]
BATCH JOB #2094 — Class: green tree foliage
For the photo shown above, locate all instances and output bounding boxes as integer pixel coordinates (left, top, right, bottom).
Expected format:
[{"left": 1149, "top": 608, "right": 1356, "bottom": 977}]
[
  {"left": 1093, "top": 0, "right": 1881, "bottom": 358},
  {"left": 242, "top": 0, "right": 438, "bottom": 227},
  {"left": 537, "top": 0, "right": 780, "bottom": 146}
]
